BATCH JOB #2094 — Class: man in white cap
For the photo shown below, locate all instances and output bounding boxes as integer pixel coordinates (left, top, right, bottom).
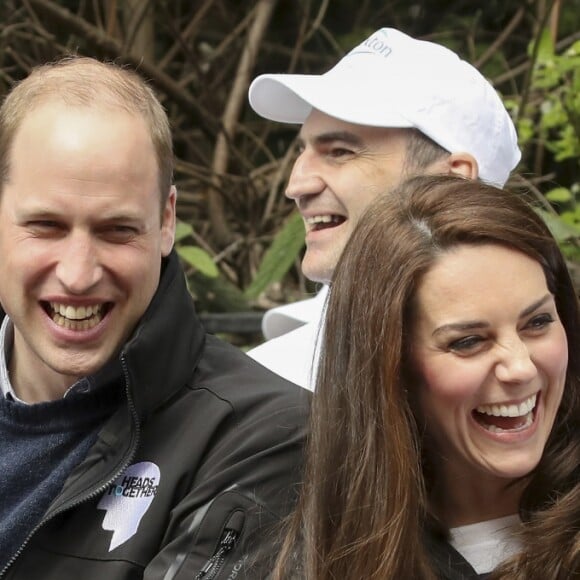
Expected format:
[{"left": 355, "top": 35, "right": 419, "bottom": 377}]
[{"left": 247, "top": 27, "right": 521, "bottom": 390}]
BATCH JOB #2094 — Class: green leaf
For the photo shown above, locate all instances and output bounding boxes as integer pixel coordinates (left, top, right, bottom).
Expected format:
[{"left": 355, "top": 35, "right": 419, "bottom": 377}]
[
  {"left": 244, "top": 212, "right": 305, "bottom": 299},
  {"left": 560, "top": 210, "right": 580, "bottom": 226},
  {"left": 534, "top": 28, "right": 555, "bottom": 64},
  {"left": 566, "top": 40, "right": 580, "bottom": 58},
  {"left": 537, "top": 209, "right": 580, "bottom": 242},
  {"left": 175, "top": 220, "right": 194, "bottom": 243},
  {"left": 540, "top": 100, "right": 566, "bottom": 130},
  {"left": 516, "top": 117, "right": 534, "bottom": 145},
  {"left": 177, "top": 245, "right": 219, "bottom": 278},
  {"left": 190, "top": 272, "right": 249, "bottom": 312},
  {"left": 545, "top": 187, "right": 572, "bottom": 203}
]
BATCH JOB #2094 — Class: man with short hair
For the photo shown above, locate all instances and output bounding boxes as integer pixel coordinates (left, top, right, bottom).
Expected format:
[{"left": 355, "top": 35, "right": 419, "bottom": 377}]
[
  {"left": 247, "top": 27, "right": 521, "bottom": 389},
  {"left": 0, "top": 56, "right": 308, "bottom": 579}
]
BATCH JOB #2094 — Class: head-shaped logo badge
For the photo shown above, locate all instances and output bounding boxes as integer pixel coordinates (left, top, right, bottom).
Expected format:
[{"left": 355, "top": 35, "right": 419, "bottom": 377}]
[{"left": 97, "top": 461, "right": 161, "bottom": 551}]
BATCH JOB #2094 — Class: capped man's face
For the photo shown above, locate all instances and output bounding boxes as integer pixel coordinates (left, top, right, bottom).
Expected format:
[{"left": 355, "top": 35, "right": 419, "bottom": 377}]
[
  {"left": 0, "top": 100, "right": 175, "bottom": 401},
  {"left": 285, "top": 110, "right": 411, "bottom": 284}
]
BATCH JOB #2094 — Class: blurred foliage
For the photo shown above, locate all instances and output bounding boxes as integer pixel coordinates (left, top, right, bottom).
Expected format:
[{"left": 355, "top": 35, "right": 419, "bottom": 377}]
[
  {"left": 0, "top": 0, "right": 579, "bottom": 311},
  {"left": 510, "top": 26, "right": 580, "bottom": 263},
  {"left": 175, "top": 221, "right": 219, "bottom": 278},
  {"left": 244, "top": 211, "right": 305, "bottom": 300}
]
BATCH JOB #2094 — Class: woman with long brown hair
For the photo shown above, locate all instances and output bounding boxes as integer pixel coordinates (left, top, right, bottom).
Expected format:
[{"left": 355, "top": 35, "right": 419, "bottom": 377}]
[{"left": 273, "top": 175, "right": 580, "bottom": 579}]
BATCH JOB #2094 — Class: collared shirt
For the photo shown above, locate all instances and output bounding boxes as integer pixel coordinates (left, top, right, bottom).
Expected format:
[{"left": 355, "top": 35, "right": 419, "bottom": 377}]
[
  {"left": 0, "top": 317, "right": 94, "bottom": 404},
  {"left": 247, "top": 287, "right": 328, "bottom": 390},
  {"left": 449, "top": 514, "right": 522, "bottom": 575}
]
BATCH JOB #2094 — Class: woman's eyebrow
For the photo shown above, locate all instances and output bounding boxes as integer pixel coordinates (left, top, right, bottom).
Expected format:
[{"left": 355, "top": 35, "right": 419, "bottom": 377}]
[
  {"left": 432, "top": 320, "right": 488, "bottom": 337},
  {"left": 519, "top": 293, "right": 553, "bottom": 318},
  {"left": 431, "top": 294, "right": 554, "bottom": 337}
]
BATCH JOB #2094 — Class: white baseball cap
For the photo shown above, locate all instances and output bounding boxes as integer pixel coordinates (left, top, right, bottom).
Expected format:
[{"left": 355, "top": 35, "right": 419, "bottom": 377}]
[{"left": 249, "top": 27, "right": 521, "bottom": 186}]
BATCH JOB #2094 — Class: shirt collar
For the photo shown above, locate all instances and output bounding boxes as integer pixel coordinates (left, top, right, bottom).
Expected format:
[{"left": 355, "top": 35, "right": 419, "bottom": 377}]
[{"left": 0, "top": 316, "right": 94, "bottom": 404}]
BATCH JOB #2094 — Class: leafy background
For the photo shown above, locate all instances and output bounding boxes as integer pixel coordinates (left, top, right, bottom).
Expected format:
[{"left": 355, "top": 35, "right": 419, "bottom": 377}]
[{"left": 1, "top": 0, "right": 578, "bottom": 345}]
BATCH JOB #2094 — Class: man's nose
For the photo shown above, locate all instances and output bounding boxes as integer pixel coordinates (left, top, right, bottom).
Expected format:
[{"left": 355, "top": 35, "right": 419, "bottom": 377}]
[
  {"left": 494, "top": 338, "right": 537, "bottom": 384},
  {"left": 285, "top": 149, "right": 326, "bottom": 201},
  {"left": 55, "top": 233, "right": 103, "bottom": 294}
]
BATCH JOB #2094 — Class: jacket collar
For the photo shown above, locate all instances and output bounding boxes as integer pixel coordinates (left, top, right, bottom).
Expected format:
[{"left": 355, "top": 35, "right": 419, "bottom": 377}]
[
  {"left": 425, "top": 528, "right": 481, "bottom": 579},
  {"left": 119, "top": 249, "right": 206, "bottom": 418},
  {"left": 0, "top": 250, "right": 205, "bottom": 417}
]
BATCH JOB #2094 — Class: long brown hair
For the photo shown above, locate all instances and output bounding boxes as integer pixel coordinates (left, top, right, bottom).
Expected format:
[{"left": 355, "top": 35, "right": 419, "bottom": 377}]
[{"left": 273, "top": 175, "right": 580, "bottom": 579}]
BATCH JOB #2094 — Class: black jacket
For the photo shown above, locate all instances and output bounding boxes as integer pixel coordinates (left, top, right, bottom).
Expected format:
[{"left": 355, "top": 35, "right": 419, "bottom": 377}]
[
  {"left": 428, "top": 530, "right": 489, "bottom": 580},
  {"left": 2, "top": 251, "right": 310, "bottom": 579}
]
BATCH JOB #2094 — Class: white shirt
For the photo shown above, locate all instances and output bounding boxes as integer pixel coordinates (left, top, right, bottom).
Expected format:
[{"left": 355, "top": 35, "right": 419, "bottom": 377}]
[
  {"left": 449, "top": 514, "right": 522, "bottom": 574},
  {"left": 0, "top": 316, "right": 94, "bottom": 404},
  {"left": 247, "top": 286, "right": 328, "bottom": 390}
]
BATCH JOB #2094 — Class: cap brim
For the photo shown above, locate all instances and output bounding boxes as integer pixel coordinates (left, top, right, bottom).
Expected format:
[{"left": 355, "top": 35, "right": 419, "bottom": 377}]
[
  {"left": 248, "top": 73, "right": 413, "bottom": 128},
  {"left": 249, "top": 74, "right": 314, "bottom": 123}
]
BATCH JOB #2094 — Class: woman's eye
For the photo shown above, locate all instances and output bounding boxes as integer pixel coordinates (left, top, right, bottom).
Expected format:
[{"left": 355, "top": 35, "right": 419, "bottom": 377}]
[
  {"left": 448, "top": 335, "right": 484, "bottom": 353},
  {"left": 525, "top": 313, "right": 554, "bottom": 331}
]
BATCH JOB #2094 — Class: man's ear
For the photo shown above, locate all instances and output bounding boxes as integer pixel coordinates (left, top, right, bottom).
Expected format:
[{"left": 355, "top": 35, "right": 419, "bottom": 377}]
[
  {"left": 161, "top": 185, "right": 177, "bottom": 256},
  {"left": 446, "top": 152, "right": 479, "bottom": 180}
]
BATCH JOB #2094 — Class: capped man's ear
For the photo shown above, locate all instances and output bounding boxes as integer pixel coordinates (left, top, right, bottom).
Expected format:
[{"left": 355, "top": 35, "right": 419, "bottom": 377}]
[{"left": 446, "top": 152, "right": 479, "bottom": 180}]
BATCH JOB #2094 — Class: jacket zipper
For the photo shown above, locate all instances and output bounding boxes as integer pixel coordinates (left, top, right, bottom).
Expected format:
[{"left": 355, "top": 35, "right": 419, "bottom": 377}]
[
  {"left": 0, "top": 353, "right": 140, "bottom": 578},
  {"left": 194, "top": 527, "right": 240, "bottom": 580}
]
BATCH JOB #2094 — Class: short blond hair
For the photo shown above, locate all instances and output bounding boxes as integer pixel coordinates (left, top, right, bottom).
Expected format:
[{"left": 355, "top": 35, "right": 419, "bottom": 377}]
[{"left": 0, "top": 56, "right": 173, "bottom": 207}]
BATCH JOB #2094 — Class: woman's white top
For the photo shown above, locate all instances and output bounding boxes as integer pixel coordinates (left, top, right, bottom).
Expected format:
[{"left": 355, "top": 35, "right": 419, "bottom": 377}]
[{"left": 449, "top": 514, "right": 522, "bottom": 574}]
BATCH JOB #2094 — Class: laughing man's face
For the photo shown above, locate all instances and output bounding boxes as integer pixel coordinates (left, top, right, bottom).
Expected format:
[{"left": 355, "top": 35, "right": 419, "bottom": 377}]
[
  {"left": 285, "top": 109, "right": 411, "bottom": 283},
  {"left": 0, "top": 101, "right": 175, "bottom": 401}
]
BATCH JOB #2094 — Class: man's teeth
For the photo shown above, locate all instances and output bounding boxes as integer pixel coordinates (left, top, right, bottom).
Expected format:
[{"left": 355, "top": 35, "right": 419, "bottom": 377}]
[
  {"left": 49, "top": 302, "right": 104, "bottom": 330},
  {"left": 50, "top": 303, "right": 102, "bottom": 320},
  {"left": 476, "top": 394, "right": 537, "bottom": 418},
  {"left": 305, "top": 215, "right": 342, "bottom": 225}
]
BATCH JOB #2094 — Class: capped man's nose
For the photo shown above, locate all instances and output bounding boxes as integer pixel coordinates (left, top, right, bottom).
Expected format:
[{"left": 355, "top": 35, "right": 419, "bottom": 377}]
[{"left": 285, "top": 149, "right": 326, "bottom": 200}]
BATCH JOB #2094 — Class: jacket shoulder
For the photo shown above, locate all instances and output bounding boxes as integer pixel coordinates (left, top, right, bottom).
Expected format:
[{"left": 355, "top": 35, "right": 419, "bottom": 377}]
[{"left": 191, "top": 333, "right": 311, "bottom": 413}]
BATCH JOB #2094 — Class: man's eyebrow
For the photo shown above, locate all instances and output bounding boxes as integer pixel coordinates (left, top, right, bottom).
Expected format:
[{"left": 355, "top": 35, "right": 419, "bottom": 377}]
[
  {"left": 298, "top": 131, "right": 365, "bottom": 148},
  {"left": 99, "top": 212, "right": 143, "bottom": 221}
]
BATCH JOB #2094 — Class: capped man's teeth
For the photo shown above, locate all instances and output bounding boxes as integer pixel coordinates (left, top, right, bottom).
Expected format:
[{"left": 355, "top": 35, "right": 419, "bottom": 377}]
[
  {"left": 305, "top": 215, "right": 342, "bottom": 225},
  {"left": 476, "top": 394, "right": 537, "bottom": 418}
]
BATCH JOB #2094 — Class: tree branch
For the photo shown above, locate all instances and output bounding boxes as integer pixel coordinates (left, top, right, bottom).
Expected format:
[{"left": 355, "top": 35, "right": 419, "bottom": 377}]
[
  {"left": 474, "top": 6, "right": 526, "bottom": 69},
  {"left": 27, "top": 0, "right": 220, "bottom": 140},
  {"left": 206, "top": 0, "right": 278, "bottom": 245}
]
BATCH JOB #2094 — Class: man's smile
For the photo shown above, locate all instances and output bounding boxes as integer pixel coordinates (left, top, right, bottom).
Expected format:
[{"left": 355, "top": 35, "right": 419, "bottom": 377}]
[
  {"left": 304, "top": 214, "right": 346, "bottom": 232},
  {"left": 44, "top": 301, "right": 109, "bottom": 330}
]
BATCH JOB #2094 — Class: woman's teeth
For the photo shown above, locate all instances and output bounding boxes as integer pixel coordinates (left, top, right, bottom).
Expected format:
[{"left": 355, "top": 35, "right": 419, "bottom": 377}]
[
  {"left": 474, "top": 393, "right": 537, "bottom": 433},
  {"left": 482, "top": 413, "right": 533, "bottom": 433},
  {"left": 476, "top": 393, "right": 537, "bottom": 418}
]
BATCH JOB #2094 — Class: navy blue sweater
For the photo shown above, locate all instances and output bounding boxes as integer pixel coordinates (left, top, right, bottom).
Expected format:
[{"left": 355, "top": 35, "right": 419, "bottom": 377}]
[{"left": 0, "top": 376, "right": 122, "bottom": 569}]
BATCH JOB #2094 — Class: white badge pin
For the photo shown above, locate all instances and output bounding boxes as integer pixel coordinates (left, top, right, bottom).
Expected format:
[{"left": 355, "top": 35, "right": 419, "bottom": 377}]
[{"left": 97, "top": 461, "right": 161, "bottom": 551}]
